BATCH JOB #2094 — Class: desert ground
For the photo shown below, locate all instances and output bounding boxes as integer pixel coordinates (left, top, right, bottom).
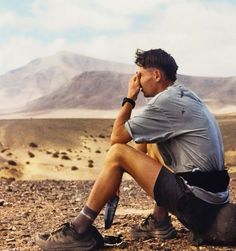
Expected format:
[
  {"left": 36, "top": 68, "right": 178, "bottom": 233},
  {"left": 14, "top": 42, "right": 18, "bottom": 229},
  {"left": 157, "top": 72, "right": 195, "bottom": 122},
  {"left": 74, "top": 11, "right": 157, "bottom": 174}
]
[{"left": 0, "top": 115, "right": 236, "bottom": 251}]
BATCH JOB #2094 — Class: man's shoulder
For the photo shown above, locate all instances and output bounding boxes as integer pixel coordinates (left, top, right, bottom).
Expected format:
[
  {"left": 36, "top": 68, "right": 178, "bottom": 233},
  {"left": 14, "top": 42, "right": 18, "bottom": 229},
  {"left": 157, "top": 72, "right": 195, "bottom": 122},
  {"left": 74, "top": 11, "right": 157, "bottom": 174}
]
[{"left": 148, "top": 82, "right": 183, "bottom": 106}]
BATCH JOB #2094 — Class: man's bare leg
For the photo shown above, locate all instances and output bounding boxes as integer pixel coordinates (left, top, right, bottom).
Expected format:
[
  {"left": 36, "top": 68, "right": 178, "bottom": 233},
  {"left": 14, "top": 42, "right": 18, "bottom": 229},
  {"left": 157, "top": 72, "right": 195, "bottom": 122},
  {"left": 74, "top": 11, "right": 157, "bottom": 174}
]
[
  {"left": 86, "top": 143, "right": 162, "bottom": 213},
  {"left": 72, "top": 143, "right": 162, "bottom": 234},
  {"left": 129, "top": 143, "right": 176, "bottom": 240},
  {"left": 136, "top": 143, "right": 169, "bottom": 222},
  {"left": 146, "top": 144, "right": 171, "bottom": 222},
  {"left": 35, "top": 143, "right": 164, "bottom": 250}
]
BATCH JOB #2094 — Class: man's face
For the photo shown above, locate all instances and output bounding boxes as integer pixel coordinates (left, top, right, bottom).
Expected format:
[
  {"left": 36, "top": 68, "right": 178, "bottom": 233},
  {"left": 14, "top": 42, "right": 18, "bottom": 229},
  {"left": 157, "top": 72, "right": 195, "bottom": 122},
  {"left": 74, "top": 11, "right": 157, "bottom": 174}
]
[{"left": 137, "top": 67, "right": 158, "bottom": 97}]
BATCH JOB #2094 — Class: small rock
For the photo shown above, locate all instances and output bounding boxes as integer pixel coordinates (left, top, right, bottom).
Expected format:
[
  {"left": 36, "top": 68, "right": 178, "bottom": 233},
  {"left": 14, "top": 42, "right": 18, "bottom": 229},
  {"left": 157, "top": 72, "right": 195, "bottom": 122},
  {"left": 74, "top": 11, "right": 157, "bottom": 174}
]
[
  {"left": 98, "top": 134, "right": 105, "bottom": 138},
  {"left": 29, "top": 142, "right": 38, "bottom": 148},
  {"left": 88, "top": 163, "right": 94, "bottom": 168},
  {"left": 1, "top": 148, "right": 9, "bottom": 153},
  {"left": 8, "top": 160, "right": 17, "bottom": 166},
  {"left": 0, "top": 199, "right": 5, "bottom": 206},
  {"left": 52, "top": 152, "right": 59, "bottom": 158},
  {"left": 22, "top": 211, "right": 30, "bottom": 218},
  {"left": 71, "top": 166, "right": 78, "bottom": 171},
  {"left": 61, "top": 155, "right": 71, "bottom": 160},
  {"left": 28, "top": 151, "right": 35, "bottom": 158},
  {"left": 6, "top": 186, "right": 13, "bottom": 192},
  {"left": 123, "top": 187, "right": 130, "bottom": 191},
  {"left": 6, "top": 238, "right": 15, "bottom": 242}
]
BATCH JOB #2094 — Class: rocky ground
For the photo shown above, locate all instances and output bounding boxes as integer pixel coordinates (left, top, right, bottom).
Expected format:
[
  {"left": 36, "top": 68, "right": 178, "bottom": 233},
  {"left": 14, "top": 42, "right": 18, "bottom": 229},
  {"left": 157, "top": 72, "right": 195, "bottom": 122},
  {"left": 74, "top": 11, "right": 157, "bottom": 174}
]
[
  {"left": 1, "top": 178, "right": 236, "bottom": 251},
  {"left": 0, "top": 118, "right": 236, "bottom": 250}
]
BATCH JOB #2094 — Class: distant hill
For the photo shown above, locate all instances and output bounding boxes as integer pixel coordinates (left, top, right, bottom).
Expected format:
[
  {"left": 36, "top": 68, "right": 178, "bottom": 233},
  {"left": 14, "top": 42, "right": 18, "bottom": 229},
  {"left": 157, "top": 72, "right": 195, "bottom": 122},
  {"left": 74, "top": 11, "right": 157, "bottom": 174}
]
[
  {"left": 24, "top": 71, "right": 145, "bottom": 111},
  {"left": 24, "top": 71, "right": 236, "bottom": 112},
  {"left": 0, "top": 51, "right": 135, "bottom": 110},
  {"left": 177, "top": 75, "right": 236, "bottom": 109},
  {"left": 0, "top": 51, "right": 235, "bottom": 115}
]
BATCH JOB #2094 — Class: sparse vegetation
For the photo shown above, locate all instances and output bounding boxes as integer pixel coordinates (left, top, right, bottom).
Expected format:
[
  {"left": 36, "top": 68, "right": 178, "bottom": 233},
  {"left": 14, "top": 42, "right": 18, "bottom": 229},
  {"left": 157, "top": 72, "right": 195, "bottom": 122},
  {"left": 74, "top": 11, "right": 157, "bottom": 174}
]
[
  {"left": 61, "top": 155, "right": 71, "bottom": 160},
  {"left": 29, "top": 142, "right": 38, "bottom": 148},
  {"left": 88, "top": 159, "right": 94, "bottom": 168},
  {"left": 71, "top": 166, "right": 78, "bottom": 171},
  {"left": 28, "top": 151, "right": 35, "bottom": 158},
  {"left": 52, "top": 152, "right": 59, "bottom": 158},
  {"left": 98, "top": 134, "right": 105, "bottom": 138},
  {"left": 8, "top": 160, "right": 17, "bottom": 166}
]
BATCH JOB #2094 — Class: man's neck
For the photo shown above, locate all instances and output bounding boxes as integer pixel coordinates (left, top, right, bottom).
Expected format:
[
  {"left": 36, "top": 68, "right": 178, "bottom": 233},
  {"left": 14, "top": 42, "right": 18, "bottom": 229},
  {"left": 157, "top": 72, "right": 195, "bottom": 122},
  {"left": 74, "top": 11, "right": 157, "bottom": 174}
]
[{"left": 158, "top": 80, "right": 173, "bottom": 93}]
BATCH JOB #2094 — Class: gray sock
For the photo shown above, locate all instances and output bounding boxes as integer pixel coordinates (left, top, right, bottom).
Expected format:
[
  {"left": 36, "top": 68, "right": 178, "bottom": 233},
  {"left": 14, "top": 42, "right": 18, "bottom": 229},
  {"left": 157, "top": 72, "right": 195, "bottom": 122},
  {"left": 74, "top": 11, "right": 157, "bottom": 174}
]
[{"left": 72, "top": 205, "right": 98, "bottom": 234}]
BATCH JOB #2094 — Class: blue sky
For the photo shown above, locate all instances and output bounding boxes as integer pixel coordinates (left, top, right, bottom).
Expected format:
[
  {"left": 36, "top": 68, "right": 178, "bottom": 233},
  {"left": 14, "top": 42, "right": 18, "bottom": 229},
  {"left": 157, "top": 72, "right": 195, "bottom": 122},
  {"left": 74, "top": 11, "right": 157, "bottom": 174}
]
[{"left": 0, "top": 0, "right": 236, "bottom": 76}]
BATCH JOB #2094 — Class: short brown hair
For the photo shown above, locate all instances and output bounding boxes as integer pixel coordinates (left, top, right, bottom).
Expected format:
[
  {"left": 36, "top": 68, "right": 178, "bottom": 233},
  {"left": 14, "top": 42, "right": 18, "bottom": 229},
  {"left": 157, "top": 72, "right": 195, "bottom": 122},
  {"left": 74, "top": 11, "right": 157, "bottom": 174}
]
[{"left": 135, "top": 49, "right": 178, "bottom": 81}]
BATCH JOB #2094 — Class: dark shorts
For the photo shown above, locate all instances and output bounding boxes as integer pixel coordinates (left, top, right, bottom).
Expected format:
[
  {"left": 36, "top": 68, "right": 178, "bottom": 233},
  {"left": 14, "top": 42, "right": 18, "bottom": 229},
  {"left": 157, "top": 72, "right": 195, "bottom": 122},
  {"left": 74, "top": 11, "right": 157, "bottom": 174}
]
[{"left": 153, "top": 167, "right": 225, "bottom": 234}]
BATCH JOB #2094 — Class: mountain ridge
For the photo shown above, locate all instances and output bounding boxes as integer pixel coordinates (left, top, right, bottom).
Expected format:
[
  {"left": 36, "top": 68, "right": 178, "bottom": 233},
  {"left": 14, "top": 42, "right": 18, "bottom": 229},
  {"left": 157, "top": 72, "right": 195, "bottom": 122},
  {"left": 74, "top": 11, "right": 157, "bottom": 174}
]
[
  {"left": 24, "top": 71, "right": 236, "bottom": 113},
  {"left": 0, "top": 51, "right": 135, "bottom": 110},
  {"left": 0, "top": 51, "right": 235, "bottom": 115}
]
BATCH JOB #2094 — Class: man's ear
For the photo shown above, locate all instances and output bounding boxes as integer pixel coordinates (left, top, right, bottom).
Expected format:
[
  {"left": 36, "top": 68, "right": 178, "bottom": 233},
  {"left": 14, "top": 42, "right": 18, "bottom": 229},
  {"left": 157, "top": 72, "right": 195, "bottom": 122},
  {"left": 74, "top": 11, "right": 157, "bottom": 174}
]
[{"left": 154, "top": 69, "right": 162, "bottom": 82}]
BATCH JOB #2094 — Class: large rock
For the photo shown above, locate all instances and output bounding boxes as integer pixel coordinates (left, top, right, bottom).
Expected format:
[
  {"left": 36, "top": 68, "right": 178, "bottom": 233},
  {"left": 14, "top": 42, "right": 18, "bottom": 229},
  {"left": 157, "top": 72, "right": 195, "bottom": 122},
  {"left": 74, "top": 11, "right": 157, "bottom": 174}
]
[{"left": 193, "top": 203, "right": 236, "bottom": 245}]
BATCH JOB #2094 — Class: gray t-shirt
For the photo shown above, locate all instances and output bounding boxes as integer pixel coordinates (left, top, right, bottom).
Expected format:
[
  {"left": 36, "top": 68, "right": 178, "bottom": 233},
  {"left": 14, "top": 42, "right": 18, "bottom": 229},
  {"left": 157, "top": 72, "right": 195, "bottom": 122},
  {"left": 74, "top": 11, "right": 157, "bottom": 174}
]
[{"left": 125, "top": 82, "right": 229, "bottom": 204}]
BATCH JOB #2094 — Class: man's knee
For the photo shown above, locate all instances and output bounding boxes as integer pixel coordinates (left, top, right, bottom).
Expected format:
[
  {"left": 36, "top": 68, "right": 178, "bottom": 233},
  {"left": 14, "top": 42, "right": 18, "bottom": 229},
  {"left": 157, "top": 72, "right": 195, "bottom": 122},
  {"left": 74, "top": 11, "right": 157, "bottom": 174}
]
[
  {"left": 105, "top": 143, "right": 126, "bottom": 164},
  {"left": 108, "top": 143, "right": 127, "bottom": 156}
]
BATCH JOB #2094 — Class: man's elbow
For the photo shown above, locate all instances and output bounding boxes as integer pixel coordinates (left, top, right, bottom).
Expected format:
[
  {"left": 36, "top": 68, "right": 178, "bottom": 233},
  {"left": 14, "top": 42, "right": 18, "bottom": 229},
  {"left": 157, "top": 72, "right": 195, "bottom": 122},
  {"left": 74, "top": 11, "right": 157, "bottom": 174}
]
[
  {"left": 110, "top": 134, "right": 120, "bottom": 145},
  {"left": 110, "top": 133, "right": 130, "bottom": 145}
]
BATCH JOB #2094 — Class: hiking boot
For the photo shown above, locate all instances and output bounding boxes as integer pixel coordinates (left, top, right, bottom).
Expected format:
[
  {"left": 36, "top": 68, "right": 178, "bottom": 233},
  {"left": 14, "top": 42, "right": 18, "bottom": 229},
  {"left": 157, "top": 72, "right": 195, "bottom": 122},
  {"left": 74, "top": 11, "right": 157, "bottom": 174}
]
[
  {"left": 35, "top": 222, "right": 104, "bottom": 251},
  {"left": 130, "top": 214, "right": 177, "bottom": 240}
]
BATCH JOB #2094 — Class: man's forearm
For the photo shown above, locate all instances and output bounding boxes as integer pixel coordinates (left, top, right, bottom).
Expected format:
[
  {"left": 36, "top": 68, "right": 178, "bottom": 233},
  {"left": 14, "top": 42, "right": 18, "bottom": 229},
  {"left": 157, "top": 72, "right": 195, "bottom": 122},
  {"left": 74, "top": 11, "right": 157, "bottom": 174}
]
[
  {"left": 110, "top": 102, "right": 133, "bottom": 145},
  {"left": 110, "top": 72, "right": 141, "bottom": 145}
]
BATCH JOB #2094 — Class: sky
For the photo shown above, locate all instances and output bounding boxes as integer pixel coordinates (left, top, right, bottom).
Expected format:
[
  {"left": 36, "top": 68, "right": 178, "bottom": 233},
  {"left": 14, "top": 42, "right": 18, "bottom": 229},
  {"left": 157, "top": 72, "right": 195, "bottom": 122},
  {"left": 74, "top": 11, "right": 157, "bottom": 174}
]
[{"left": 0, "top": 0, "right": 236, "bottom": 77}]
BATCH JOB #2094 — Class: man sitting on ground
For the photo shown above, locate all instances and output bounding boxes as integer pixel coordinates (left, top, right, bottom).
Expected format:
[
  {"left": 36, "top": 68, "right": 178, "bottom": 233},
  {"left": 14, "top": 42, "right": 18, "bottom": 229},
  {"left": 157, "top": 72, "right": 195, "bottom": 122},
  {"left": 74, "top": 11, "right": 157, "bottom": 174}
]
[{"left": 36, "top": 48, "right": 229, "bottom": 251}]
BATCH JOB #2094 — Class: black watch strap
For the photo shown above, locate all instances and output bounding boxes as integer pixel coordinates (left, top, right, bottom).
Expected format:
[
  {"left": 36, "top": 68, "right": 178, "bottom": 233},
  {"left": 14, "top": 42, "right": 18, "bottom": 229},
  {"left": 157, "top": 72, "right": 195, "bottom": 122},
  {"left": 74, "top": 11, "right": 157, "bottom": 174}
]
[{"left": 122, "top": 97, "right": 136, "bottom": 108}]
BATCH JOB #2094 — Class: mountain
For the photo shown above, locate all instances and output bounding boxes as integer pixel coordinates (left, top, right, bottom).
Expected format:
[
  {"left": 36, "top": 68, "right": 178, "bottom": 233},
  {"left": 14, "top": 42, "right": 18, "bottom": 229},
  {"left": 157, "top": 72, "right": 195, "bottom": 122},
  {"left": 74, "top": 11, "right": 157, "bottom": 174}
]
[
  {"left": 24, "top": 71, "right": 145, "bottom": 111},
  {"left": 0, "top": 51, "right": 235, "bottom": 115},
  {"left": 24, "top": 71, "right": 236, "bottom": 113},
  {"left": 0, "top": 51, "right": 135, "bottom": 110},
  {"left": 177, "top": 75, "right": 236, "bottom": 109}
]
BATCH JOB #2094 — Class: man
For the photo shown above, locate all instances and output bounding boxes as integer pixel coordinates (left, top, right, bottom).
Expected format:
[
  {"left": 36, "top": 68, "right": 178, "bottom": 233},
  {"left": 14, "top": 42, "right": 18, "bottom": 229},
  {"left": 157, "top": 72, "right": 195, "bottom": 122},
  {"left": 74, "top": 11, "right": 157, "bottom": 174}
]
[{"left": 36, "top": 49, "right": 229, "bottom": 250}]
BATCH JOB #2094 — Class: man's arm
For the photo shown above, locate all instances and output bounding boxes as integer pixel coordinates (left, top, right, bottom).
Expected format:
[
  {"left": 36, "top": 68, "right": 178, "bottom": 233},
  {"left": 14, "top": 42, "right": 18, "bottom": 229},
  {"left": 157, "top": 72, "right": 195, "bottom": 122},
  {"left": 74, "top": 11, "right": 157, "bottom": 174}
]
[{"left": 110, "top": 73, "right": 141, "bottom": 145}]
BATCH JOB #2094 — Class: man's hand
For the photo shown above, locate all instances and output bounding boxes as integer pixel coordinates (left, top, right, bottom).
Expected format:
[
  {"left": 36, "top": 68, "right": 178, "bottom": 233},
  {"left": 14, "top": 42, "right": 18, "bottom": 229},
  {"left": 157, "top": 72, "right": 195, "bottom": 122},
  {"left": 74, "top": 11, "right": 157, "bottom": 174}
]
[
  {"left": 127, "top": 72, "right": 141, "bottom": 101},
  {"left": 110, "top": 72, "right": 141, "bottom": 145}
]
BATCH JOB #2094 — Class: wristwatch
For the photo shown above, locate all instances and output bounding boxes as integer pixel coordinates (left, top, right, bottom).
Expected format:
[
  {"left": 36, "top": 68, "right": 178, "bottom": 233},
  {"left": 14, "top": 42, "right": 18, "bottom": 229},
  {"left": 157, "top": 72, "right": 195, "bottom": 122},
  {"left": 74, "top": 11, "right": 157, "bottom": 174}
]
[{"left": 122, "top": 97, "right": 136, "bottom": 108}]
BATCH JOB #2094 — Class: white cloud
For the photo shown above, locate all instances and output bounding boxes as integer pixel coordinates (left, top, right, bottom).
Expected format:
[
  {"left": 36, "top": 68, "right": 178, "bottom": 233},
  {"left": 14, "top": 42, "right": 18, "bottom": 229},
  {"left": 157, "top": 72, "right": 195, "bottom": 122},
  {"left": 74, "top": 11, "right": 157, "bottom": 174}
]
[
  {"left": 30, "top": 0, "right": 132, "bottom": 31},
  {"left": 0, "top": 37, "right": 68, "bottom": 73},
  {"left": 94, "top": 0, "right": 169, "bottom": 15},
  {"left": 0, "top": 11, "right": 17, "bottom": 27},
  {"left": 0, "top": 0, "right": 236, "bottom": 76}
]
